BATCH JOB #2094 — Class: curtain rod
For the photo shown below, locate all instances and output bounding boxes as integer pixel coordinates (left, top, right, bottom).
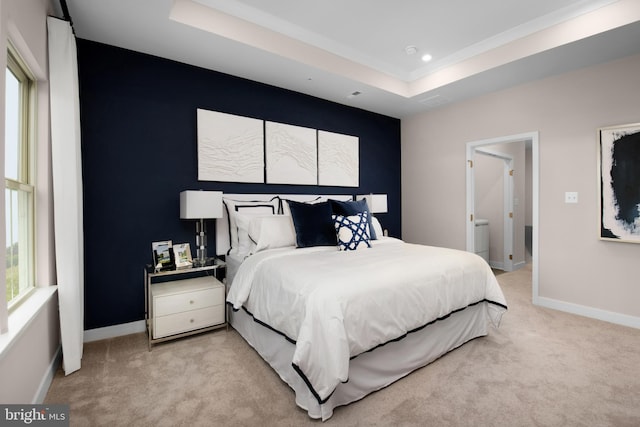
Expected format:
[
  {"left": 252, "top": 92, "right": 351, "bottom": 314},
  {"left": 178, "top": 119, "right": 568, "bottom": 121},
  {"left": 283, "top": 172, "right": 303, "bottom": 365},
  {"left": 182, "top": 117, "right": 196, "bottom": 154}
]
[{"left": 59, "top": 0, "right": 75, "bottom": 32}]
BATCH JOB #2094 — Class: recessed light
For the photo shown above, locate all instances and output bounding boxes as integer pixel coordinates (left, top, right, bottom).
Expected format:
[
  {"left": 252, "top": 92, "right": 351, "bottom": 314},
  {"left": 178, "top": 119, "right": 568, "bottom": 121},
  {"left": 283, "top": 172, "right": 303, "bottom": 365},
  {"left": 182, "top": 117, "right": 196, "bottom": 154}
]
[{"left": 421, "top": 53, "right": 432, "bottom": 62}]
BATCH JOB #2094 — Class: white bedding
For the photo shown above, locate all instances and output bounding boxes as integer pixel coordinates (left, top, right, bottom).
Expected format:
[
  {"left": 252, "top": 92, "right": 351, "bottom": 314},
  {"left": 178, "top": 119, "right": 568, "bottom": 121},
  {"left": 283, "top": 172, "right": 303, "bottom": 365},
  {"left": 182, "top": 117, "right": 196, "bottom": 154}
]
[
  {"left": 224, "top": 251, "right": 246, "bottom": 287},
  {"left": 226, "top": 237, "right": 507, "bottom": 404}
]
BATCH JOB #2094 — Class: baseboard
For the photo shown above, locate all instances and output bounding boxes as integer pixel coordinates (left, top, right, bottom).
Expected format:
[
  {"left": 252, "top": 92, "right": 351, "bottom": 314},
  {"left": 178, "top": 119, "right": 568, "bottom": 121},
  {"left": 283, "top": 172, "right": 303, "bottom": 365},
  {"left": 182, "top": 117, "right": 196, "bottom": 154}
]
[
  {"left": 534, "top": 296, "right": 640, "bottom": 329},
  {"left": 83, "top": 320, "right": 146, "bottom": 343},
  {"left": 489, "top": 261, "right": 504, "bottom": 270},
  {"left": 513, "top": 261, "right": 526, "bottom": 270},
  {"left": 490, "top": 261, "right": 526, "bottom": 272},
  {"left": 34, "top": 345, "right": 62, "bottom": 403}
]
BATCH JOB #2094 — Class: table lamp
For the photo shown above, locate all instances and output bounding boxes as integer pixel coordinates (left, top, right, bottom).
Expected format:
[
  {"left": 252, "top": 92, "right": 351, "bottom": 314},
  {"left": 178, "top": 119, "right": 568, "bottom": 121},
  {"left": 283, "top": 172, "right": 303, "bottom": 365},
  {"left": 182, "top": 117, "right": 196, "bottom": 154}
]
[
  {"left": 180, "top": 190, "right": 223, "bottom": 267},
  {"left": 357, "top": 194, "right": 388, "bottom": 214}
]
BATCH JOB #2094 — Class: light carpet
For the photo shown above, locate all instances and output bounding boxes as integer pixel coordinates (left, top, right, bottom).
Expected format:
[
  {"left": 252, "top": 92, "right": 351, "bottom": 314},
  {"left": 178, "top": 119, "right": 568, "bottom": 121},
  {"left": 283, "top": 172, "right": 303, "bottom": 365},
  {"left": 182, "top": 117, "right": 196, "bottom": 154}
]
[{"left": 45, "top": 264, "right": 640, "bottom": 426}]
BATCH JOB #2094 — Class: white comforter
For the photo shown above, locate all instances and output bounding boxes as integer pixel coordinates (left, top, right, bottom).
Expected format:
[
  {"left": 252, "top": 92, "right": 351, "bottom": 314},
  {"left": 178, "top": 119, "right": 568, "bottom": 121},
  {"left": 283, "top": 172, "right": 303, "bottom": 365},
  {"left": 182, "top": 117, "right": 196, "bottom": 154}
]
[{"left": 227, "top": 238, "right": 507, "bottom": 403}]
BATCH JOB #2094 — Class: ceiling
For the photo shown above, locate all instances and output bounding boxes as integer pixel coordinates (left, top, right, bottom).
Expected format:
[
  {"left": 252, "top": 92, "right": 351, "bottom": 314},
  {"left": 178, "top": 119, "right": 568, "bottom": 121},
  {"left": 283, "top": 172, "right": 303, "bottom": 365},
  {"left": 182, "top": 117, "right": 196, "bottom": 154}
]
[{"left": 60, "top": 0, "right": 640, "bottom": 118}]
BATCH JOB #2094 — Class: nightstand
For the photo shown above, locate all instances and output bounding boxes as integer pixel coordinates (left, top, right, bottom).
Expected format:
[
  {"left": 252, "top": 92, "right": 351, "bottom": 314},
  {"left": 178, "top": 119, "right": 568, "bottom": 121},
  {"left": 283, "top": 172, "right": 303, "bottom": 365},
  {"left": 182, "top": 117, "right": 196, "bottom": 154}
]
[{"left": 144, "top": 260, "right": 227, "bottom": 350}]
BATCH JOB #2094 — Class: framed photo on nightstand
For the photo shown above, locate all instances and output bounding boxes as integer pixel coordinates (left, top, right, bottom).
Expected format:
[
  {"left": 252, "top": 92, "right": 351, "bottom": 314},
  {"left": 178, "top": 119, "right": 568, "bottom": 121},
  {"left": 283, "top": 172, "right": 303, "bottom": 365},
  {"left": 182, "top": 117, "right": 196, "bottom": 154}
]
[
  {"left": 173, "top": 243, "right": 193, "bottom": 269},
  {"left": 152, "top": 240, "right": 175, "bottom": 271}
]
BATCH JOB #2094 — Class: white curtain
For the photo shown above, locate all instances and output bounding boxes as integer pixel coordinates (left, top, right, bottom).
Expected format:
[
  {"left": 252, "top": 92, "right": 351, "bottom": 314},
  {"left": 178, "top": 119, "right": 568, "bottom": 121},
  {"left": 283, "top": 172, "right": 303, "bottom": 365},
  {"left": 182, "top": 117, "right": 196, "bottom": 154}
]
[{"left": 47, "top": 17, "right": 84, "bottom": 375}]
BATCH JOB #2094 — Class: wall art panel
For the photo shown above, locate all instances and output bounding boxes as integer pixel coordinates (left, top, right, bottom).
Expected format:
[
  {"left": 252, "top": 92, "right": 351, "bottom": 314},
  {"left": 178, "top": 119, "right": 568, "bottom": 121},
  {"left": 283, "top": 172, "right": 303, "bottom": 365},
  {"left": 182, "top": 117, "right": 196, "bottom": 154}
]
[
  {"left": 318, "top": 130, "right": 359, "bottom": 187},
  {"left": 197, "top": 108, "right": 264, "bottom": 183},
  {"left": 265, "top": 121, "right": 317, "bottom": 185}
]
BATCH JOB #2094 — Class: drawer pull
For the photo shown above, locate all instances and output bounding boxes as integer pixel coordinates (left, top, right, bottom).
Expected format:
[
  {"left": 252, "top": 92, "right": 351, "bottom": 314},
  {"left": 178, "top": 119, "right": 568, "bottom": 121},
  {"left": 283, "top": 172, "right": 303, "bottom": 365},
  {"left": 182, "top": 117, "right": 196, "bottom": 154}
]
[
  {"left": 190, "top": 300, "right": 194, "bottom": 304},
  {"left": 190, "top": 318, "right": 194, "bottom": 323}
]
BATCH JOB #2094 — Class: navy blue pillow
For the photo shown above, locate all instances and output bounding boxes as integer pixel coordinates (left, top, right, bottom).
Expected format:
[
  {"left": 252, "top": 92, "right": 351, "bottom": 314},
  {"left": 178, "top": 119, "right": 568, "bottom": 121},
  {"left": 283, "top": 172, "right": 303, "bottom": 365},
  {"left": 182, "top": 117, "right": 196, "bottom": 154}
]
[
  {"left": 288, "top": 200, "right": 337, "bottom": 248},
  {"left": 329, "top": 199, "right": 378, "bottom": 240}
]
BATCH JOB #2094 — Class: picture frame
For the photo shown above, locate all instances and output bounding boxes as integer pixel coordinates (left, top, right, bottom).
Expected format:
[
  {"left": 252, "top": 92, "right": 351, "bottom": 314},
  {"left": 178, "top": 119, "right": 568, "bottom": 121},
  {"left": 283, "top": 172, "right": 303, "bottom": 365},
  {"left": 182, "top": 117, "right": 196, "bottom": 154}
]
[
  {"left": 598, "top": 122, "right": 640, "bottom": 243},
  {"left": 173, "top": 243, "right": 193, "bottom": 269},
  {"left": 152, "top": 240, "right": 175, "bottom": 271}
]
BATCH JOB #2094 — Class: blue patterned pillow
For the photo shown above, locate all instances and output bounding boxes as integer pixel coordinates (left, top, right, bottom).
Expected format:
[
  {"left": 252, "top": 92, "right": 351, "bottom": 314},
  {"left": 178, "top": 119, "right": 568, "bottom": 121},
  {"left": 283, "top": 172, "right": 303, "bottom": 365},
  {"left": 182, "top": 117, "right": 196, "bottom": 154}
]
[
  {"left": 329, "top": 198, "right": 378, "bottom": 240},
  {"left": 333, "top": 212, "right": 371, "bottom": 251}
]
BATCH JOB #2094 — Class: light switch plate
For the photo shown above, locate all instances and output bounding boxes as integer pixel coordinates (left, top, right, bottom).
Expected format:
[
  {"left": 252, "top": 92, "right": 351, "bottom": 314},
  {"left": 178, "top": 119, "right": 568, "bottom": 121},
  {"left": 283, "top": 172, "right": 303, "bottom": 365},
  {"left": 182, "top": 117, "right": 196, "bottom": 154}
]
[{"left": 565, "top": 192, "right": 578, "bottom": 203}]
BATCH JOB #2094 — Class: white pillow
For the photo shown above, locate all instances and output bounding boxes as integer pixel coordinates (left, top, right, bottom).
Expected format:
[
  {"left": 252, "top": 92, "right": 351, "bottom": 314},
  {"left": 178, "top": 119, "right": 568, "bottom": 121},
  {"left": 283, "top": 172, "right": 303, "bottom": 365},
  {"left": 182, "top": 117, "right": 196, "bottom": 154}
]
[
  {"left": 235, "top": 213, "right": 261, "bottom": 256},
  {"left": 280, "top": 197, "right": 322, "bottom": 216},
  {"left": 223, "top": 197, "right": 279, "bottom": 253},
  {"left": 371, "top": 216, "right": 384, "bottom": 239},
  {"left": 249, "top": 215, "right": 296, "bottom": 252}
]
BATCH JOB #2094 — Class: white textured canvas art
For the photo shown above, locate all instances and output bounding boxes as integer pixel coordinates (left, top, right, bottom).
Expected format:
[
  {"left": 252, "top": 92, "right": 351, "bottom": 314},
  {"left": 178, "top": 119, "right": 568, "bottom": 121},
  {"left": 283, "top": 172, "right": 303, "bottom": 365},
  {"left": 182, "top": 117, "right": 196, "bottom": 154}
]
[
  {"left": 197, "top": 109, "right": 264, "bottom": 183},
  {"left": 265, "top": 122, "right": 317, "bottom": 185},
  {"left": 318, "top": 130, "right": 359, "bottom": 187}
]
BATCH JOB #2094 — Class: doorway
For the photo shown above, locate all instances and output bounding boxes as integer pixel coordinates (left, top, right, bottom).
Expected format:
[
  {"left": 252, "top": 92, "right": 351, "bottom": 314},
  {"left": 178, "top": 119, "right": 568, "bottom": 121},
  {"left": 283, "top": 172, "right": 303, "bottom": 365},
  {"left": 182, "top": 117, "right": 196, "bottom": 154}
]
[{"left": 466, "top": 132, "right": 539, "bottom": 299}]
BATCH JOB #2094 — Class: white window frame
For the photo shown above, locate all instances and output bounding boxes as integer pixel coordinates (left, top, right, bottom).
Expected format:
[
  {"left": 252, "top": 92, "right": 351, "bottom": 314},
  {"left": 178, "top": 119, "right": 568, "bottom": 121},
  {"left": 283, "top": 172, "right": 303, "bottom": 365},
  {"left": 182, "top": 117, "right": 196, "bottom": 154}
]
[{"left": 5, "top": 41, "right": 36, "bottom": 312}]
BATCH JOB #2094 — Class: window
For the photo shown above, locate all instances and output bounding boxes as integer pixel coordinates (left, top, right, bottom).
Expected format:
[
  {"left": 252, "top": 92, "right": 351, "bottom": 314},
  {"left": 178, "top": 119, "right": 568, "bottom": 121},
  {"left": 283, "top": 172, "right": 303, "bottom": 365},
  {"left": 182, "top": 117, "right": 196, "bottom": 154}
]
[{"left": 5, "top": 44, "right": 35, "bottom": 309}]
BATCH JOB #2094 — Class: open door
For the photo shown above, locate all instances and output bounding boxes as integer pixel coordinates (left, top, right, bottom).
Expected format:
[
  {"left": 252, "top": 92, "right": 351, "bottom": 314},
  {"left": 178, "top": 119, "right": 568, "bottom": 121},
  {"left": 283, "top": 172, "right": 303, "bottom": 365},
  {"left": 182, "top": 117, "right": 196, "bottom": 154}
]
[{"left": 474, "top": 148, "right": 514, "bottom": 271}]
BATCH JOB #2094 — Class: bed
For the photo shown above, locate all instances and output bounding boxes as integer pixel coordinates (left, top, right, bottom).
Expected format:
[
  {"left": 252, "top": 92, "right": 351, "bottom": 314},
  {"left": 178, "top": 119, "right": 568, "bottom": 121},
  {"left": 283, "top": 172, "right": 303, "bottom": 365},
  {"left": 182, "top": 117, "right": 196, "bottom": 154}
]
[{"left": 218, "top": 194, "right": 507, "bottom": 420}]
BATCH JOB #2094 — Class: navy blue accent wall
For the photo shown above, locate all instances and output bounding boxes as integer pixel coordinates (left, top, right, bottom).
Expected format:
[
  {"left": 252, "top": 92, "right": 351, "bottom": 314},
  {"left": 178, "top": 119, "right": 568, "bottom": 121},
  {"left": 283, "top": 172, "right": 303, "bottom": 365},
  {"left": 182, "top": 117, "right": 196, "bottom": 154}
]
[{"left": 77, "top": 39, "right": 401, "bottom": 330}]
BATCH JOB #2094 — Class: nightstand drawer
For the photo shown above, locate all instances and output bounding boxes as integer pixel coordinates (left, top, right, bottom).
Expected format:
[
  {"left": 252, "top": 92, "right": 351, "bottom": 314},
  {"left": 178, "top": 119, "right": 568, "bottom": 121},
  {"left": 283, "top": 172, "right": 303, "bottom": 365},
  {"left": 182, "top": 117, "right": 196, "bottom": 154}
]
[
  {"left": 153, "top": 305, "right": 225, "bottom": 339},
  {"left": 153, "top": 286, "right": 224, "bottom": 317}
]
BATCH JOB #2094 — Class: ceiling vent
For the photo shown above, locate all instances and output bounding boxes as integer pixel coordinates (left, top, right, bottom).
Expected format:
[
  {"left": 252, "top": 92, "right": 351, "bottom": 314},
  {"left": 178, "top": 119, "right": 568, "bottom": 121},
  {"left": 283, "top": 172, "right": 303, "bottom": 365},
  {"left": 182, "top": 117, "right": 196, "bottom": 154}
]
[{"left": 404, "top": 45, "right": 418, "bottom": 55}]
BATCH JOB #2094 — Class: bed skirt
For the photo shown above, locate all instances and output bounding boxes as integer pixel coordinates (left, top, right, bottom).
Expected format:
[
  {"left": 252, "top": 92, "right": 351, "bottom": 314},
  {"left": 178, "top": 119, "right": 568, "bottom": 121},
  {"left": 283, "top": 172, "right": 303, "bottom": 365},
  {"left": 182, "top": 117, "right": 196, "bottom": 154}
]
[{"left": 229, "top": 302, "right": 490, "bottom": 420}]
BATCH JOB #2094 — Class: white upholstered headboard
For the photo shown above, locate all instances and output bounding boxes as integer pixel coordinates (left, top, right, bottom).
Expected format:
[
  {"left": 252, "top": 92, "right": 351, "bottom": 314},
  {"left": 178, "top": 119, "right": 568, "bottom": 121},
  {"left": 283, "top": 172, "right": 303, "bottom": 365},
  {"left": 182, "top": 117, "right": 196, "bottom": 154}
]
[{"left": 215, "top": 193, "right": 353, "bottom": 256}]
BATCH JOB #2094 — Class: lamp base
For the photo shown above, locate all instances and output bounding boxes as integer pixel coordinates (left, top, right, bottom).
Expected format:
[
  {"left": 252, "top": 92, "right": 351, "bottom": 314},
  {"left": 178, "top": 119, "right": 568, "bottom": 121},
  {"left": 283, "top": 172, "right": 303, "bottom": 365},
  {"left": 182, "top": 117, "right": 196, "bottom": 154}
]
[
  {"left": 192, "top": 257, "right": 216, "bottom": 268},
  {"left": 194, "top": 219, "right": 209, "bottom": 267}
]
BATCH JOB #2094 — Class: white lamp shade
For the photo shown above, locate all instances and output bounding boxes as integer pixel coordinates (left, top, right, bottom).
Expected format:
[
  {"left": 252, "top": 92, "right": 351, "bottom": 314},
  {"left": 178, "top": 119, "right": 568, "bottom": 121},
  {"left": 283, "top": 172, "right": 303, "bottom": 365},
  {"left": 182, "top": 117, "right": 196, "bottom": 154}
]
[
  {"left": 180, "top": 190, "right": 223, "bottom": 219},
  {"left": 357, "top": 194, "right": 388, "bottom": 214}
]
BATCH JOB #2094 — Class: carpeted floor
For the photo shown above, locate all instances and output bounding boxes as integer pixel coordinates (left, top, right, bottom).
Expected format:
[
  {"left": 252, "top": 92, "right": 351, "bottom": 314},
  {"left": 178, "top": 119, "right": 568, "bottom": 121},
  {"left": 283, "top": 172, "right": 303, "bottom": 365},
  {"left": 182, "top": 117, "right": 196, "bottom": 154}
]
[{"left": 45, "top": 264, "right": 640, "bottom": 426}]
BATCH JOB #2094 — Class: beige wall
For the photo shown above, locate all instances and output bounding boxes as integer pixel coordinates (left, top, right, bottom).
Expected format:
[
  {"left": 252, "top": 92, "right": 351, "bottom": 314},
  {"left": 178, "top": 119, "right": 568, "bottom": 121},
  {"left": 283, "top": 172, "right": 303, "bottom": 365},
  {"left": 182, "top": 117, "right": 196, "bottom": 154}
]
[
  {"left": 0, "top": 0, "right": 60, "bottom": 403},
  {"left": 0, "top": 297, "right": 59, "bottom": 403},
  {"left": 402, "top": 52, "right": 640, "bottom": 322}
]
